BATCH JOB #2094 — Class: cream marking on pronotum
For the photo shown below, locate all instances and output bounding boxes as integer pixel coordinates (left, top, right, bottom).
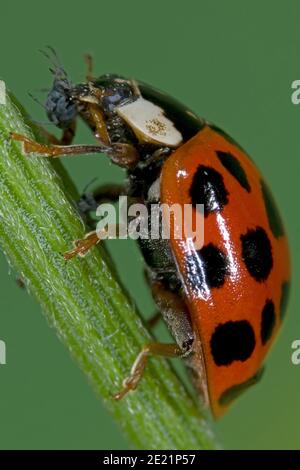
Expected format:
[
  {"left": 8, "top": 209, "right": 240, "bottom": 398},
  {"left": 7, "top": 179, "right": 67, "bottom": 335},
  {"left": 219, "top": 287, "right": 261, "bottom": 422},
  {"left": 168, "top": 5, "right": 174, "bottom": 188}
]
[
  {"left": 116, "top": 96, "right": 183, "bottom": 147},
  {"left": 0, "top": 81, "right": 6, "bottom": 105}
]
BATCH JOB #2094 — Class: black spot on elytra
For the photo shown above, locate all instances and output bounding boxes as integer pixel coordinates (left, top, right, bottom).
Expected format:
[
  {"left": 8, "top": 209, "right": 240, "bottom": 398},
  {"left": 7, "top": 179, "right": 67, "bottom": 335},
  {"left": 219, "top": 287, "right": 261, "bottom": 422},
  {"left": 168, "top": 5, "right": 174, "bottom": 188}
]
[
  {"left": 260, "top": 179, "right": 284, "bottom": 238},
  {"left": 189, "top": 165, "right": 229, "bottom": 217},
  {"left": 210, "top": 320, "right": 255, "bottom": 366},
  {"left": 241, "top": 227, "right": 273, "bottom": 282},
  {"left": 216, "top": 150, "right": 251, "bottom": 192},
  {"left": 185, "top": 243, "right": 230, "bottom": 294},
  {"left": 280, "top": 281, "right": 290, "bottom": 321},
  {"left": 199, "top": 244, "right": 230, "bottom": 288},
  {"left": 219, "top": 368, "right": 264, "bottom": 406},
  {"left": 261, "top": 300, "right": 276, "bottom": 345}
]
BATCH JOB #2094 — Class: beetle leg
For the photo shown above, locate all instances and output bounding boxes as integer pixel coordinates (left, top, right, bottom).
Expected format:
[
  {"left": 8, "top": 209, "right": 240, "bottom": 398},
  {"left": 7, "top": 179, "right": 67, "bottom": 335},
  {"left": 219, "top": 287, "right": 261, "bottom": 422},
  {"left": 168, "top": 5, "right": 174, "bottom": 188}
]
[
  {"left": 87, "top": 103, "right": 111, "bottom": 145},
  {"left": 85, "top": 102, "right": 140, "bottom": 167},
  {"left": 11, "top": 132, "right": 107, "bottom": 158},
  {"left": 11, "top": 133, "right": 139, "bottom": 168},
  {"left": 16, "top": 276, "right": 26, "bottom": 289},
  {"left": 145, "top": 311, "right": 161, "bottom": 329},
  {"left": 114, "top": 280, "right": 195, "bottom": 400},
  {"left": 36, "top": 121, "right": 76, "bottom": 145},
  {"left": 113, "top": 342, "right": 183, "bottom": 400},
  {"left": 63, "top": 230, "right": 100, "bottom": 260},
  {"left": 151, "top": 280, "right": 194, "bottom": 351},
  {"left": 12, "top": 96, "right": 140, "bottom": 168},
  {"left": 63, "top": 224, "right": 121, "bottom": 261},
  {"left": 11, "top": 116, "right": 76, "bottom": 151},
  {"left": 84, "top": 53, "right": 94, "bottom": 82},
  {"left": 150, "top": 279, "right": 210, "bottom": 408}
]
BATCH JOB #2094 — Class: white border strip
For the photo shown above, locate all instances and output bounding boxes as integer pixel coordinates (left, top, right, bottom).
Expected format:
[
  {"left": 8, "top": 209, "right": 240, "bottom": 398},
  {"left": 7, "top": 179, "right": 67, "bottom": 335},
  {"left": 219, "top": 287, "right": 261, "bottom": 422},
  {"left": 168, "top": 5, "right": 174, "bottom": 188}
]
[{"left": 0, "top": 80, "right": 6, "bottom": 105}]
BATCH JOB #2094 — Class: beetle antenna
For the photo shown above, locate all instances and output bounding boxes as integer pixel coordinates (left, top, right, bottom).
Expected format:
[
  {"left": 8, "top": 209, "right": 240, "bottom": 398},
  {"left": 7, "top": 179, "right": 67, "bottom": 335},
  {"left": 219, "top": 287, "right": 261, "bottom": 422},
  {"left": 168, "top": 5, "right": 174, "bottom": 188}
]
[
  {"left": 39, "top": 46, "right": 64, "bottom": 70},
  {"left": 32, "top": 88, "right": 50, "bottom": 93},
  {"left": 82, "top": 177, "right": 99, "bottom": 194},
  {"left": 30, "top": 119, "right": 56, "bottom": 126},
  {"left": 39, "top": 46, "right": 70, "bottom": 83},
  {"left": 28, "top": 92, "right": 46, "bottom": 109},
  {"left": 45, "top": 46, "right": 62, "bottom": 63}
]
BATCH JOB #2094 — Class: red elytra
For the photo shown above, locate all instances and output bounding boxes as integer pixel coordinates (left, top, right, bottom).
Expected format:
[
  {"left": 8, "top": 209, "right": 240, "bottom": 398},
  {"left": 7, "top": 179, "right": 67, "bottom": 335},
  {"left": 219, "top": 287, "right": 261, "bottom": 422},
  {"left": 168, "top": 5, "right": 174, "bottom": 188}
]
[{"left": 161, "top": 125, "right": 290, "bottom": 417}]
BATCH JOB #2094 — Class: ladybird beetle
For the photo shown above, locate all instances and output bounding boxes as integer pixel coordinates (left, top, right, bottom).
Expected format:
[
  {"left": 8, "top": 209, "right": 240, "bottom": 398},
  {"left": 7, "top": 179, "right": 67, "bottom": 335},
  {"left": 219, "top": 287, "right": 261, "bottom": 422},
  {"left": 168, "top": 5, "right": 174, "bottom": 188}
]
[{"left": 12, "top": 50, "right": 290, "bottom": 417}]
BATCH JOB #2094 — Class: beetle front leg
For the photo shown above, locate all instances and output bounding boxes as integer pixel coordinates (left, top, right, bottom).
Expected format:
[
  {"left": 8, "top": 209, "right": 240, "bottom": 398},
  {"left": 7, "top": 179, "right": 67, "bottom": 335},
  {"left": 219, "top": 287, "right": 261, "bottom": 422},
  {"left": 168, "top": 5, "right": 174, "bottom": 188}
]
[
  {"left": 11, "top": 133, "right": 139, "bottom": 169},
  {"left": 36, "top": 121, "right": 76, "bottom": 145},
  {"left": 84, "top": 53, "right": 94, "bottom": 82}
]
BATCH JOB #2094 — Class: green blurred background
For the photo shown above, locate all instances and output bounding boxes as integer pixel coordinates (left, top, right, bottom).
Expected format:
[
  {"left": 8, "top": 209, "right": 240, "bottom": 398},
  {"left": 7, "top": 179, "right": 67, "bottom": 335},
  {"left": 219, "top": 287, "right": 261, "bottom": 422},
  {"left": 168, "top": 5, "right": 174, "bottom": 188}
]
[{"left": 0, "top": 0, "right": 299, "bottom": 450}]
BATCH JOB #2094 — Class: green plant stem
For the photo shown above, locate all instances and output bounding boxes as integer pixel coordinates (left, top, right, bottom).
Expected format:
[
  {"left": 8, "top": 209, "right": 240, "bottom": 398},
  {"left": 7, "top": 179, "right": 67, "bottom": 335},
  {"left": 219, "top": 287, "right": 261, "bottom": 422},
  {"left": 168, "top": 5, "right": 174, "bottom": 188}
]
[{"left": 0, "top": 83, "right": 217, "bottom": 450}]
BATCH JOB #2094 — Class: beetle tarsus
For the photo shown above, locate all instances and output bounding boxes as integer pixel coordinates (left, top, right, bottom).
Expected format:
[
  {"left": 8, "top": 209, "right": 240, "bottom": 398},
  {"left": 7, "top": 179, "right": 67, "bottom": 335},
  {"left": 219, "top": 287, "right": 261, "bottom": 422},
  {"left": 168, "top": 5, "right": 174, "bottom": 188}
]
[
  {"left": 113, "top": 343, "right": 182, "bottom": 401},
  {"left": 63, "top": 231, "right": 100, "bottom": 261}
]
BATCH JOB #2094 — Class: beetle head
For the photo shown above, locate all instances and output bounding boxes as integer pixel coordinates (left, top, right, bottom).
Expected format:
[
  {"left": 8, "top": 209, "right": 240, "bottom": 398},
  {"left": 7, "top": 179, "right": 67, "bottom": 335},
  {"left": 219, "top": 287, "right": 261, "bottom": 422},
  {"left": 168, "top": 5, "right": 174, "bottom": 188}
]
[
  {"left": 45, "top": 69, "right": 77, "bottom": 129},
  {"left": 42, "top": 47, "right": 77, "bottom": 129}
]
